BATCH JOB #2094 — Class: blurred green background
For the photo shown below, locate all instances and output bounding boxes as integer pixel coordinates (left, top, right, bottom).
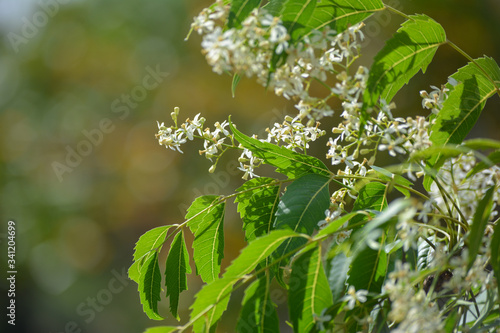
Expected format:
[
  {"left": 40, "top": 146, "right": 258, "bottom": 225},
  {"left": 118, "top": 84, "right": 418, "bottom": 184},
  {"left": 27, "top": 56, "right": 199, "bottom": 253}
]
[{"left": 0, "top": 1, "right": 499, "bottom": 332}]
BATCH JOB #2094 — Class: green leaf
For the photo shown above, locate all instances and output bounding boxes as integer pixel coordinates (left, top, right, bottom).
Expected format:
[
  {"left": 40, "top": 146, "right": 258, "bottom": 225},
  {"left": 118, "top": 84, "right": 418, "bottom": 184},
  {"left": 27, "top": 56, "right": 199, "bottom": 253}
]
[
  {"left": 289, "top": 246, "right": 333, "bottom": 332},
  {"left": 466, "top": 150, "right": 500, "bottom": 178},
  {"left": 230, "top": 119, "right": 331, "bottom": 179},
  {"left": 347, "top": 242, "right": 387, "bottom": 294},
  {"left": 328, "top": 252, "right": 351, "bottom": 303},
  {"left": 129, "top": 260, "right": 142, "bottom": 284},
  {"left": 348, "top": 182, "right": 387, "bottom": 228},
  {"left": 306, "top": 0, "right": 384, "bottom": 35},
  {"left": 139, "top": 252, "right": 164, "bottom": 320},
  {"left": 264, "top": 0, "right": 287, "bottom": 16},
  {"left": 143, "top": 327, "right": 178, "bottom": 333},
  {"left": 228, "top": 0, "right": 262, "bottom": 28},
  {"left": 272, "top": 174, "right": 331, "bottom": 283},
  {"left": 281, "top": 0, "right": 317, "bottom": 40},
  {"left": 237, "top": 274, "right": 279, "bottom": 333},
  {"left": 165, "top": 230, "right": 192, "bottom": 319},
  {"left": 363, "top": 15, "right": 446, "bottom": 109},
  {"left": 410, "top": 145, "right": 469, "bottom": 161},
  {"left": 370, "top": 165, "right": 413, "bottom": 198},
  {"left": 185, "top": 195, "right": 220, "bottom": 234},
  {"left": 427, "top": 57, "right": 500, "bottom": 177},
  {"left": 226, "top": 229, "right": 304, "bottom": 278},
  {"left": 235, "top": 177, "right": 281, "bottom": 243},
  {"left": 133, "top": 226, "right": 173, "bottom": 261},
  {"left": 467, "top": 186, "right": 495, "bottom": 271},
  {"left": 347, "top": 199, "right": 411, "bottom": 293},
  {"left": 189, "top": 228, "right": 303, "bottom": 332},
  {"left": 463, "top": 138, "right": 500, "bottom": 150},
  {"left": 190, "top": 277, "right": 233, "bottom": 333},
  {"left": 491, "top": 218, "right": 500, "bottom": 301},
  {"left": 231, "top": 73, "right": 241, "bottom": 97},
  {"left": 315, "top": 212, "right": 359, "bottom": 239},
  {"left": 188, "top": 198, "right": 225, "bottom": 283}
]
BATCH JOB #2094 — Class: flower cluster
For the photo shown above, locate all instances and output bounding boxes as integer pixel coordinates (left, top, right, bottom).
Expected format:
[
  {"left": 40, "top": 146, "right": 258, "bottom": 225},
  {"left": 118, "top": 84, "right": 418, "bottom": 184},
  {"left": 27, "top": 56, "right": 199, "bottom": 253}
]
[
  {"left": 156, "top": 107, "right": 233, "bottom": 170},
  {"left": 192, "top": 1, "right": 366, "bottom": 124},
  {"left": 384, "top": 261, "right": 445, "bottom": 333},
  {"left": 429, "top": 152, "right": 500, "bottom": 224},
  {"left": 264, "top": 115, "right": 326, "bottom": 151}
]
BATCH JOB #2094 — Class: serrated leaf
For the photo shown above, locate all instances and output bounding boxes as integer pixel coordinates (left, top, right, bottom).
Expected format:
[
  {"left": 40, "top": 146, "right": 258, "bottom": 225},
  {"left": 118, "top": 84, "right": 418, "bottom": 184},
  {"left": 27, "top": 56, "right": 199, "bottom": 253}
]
[
  {"left": 348, "top": 182, "right": 387, "bottom": 228},
  {"left": 129, "top": 260, "right": 142, "bottom": 284},
  {"left": 185, "top": 195, "right": 220, "bottom": 234},
  {"left": 363, "top": 15, "right": 446, "bottom": 110},
  {"left": 347, "top": 242, "right": 387, "bottom": 294},
  {"left": 139, "top": 252, "right": 164, "bottom": 320},
  {"left": 190, "top": 230, "right": 303, "bottom": 332},
  {"left": 427, "top": 57, "right": 500, "bottom": 174},
  {"left": 143, "top": 327, "right": 178, "bottom": 333},
  {"left": 289, "top": 246, "right": 333, "bottom": 332},
  {"left": 190, "top": 229, "right": 299, "bottom": 332},
  {"left": 189, "top": 198, "right": 225, "bottom": 283},
  {"left": 306, "top": 0, "right": 384, "bottom": 35},
  {"left": 228, "top": 0, "right": 262, "bottom": 28},
  {"left": 190, "top": 277, "right": 233, "bottom": 333},
  {"left": 230, "top": 119, "right": 331, "bottom": 179},
  {"left": 272, "top": 174, "right": 331, "bottom": 283},
  {"left": 281, "top": 0, "right": 317, "bottom": 40},
  {"left": 237, "top": 274, "right": 279, "bottom": 333},
  {"left": 467, "top": 186, "right": 495, "bottom": 271},
  {"left": 235, "top": 177, "right": 281, "bottom": 243},
  {"left": 133, "top": 226, "right": 173, "bottom": 261},
  {"left": 328, "top": 252, "right": 351, "bottom": 303},
  {"left": 226, "top": 229, "right": 304, "bottom": 278},
  {"left": 165, "top": 230, "right": 192, "bottom": 319}
]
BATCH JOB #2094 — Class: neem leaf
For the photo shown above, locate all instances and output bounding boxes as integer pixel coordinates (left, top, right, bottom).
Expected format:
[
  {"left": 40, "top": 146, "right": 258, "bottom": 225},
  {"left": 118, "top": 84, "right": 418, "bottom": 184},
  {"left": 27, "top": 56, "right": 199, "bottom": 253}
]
[
  {"left": 165, "top": 230, "right": 192, "bottom": 319},
  {"left": 139, "top": 252, "right": 164, "bottom": 320},
  {"left": 133, "top": 226, "right": 173, "bottom": 261},
  {"left": 363, "top": 15, "right": 445, "bottom": 112},
  {"left": 427, "top": 57, "right": 500, "bottom": 181},
  {"left": 289, "top": 246, "right": 333, "bottom": 332},
  {"left": 230, "top": 119, "right": 331, "bottom": 179},
  {"left": 190, "top": 200, "right": 225, "bottom": 283},
  {"left": 467, "top": 186, "right": 495, "bottom": 271},
  {"left": 228, "top": 0, "right": 262, "bottom": 28},
  {"left": 237, "top": 274, "right": 279, "bottom": 333},
  {"left": 306, "top": 0, "right": 384, "bottom": 34},
  {"left": 272, "top": 173, "right": 331, "bottom": 284},
  {"left": 235, "top": 177, "right": 281, "bottom": 243},
  {"left": 143, "top": 327, "right": 178, "bottom": 333}
]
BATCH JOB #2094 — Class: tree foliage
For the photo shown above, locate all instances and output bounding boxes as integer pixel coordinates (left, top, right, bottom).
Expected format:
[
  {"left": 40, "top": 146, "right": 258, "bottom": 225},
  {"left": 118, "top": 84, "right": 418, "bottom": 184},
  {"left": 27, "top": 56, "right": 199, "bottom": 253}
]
[{"left": 130, "top": 1, "right": 500, "bottom": 332}]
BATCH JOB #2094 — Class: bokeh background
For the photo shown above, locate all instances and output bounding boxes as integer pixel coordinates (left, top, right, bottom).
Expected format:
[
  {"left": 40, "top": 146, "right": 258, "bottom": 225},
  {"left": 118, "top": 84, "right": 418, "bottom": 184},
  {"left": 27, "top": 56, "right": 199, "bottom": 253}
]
[{"left": 0, "top": 0, "right": 499, "bottom": 332}]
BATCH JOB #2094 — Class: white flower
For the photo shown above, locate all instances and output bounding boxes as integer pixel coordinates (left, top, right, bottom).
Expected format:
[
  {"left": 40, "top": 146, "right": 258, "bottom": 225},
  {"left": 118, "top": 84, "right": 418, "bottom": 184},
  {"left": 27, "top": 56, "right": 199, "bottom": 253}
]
[
  {"left": 342, "top": 286, "right": 368, "bottom": 310},
  {"left": 378, "top": 134, "right": 406, "bottom": 157}
]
